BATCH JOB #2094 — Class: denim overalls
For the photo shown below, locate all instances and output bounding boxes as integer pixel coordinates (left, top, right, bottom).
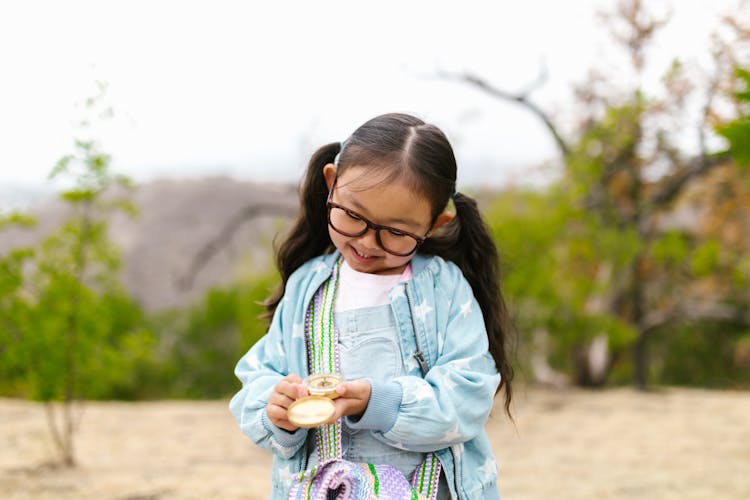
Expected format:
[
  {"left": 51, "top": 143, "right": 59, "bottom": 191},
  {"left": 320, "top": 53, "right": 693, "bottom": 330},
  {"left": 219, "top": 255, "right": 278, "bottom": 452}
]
[{"left": 305, "top": 304, "right": 450, "bottom": 499}]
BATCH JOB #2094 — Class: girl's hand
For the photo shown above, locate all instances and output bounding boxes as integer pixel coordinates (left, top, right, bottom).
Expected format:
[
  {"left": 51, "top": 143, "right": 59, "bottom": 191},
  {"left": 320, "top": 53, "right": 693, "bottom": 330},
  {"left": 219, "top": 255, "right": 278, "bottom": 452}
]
[
  {"left": 266, "top": 374, "right": 308, "bottom": 432},
  {"left": 329, "top": 379, "right": 371, "bottom": 422}
]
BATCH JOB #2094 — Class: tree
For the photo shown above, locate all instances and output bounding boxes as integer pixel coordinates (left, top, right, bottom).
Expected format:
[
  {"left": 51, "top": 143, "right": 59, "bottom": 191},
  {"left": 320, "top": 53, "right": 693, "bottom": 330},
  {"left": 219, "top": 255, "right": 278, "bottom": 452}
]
[
  {"left": 453, "top": 1, "right": 750, "bottom": 388},
  {"left": 13, "top": 85, "right": 154, "bottom": 466}
]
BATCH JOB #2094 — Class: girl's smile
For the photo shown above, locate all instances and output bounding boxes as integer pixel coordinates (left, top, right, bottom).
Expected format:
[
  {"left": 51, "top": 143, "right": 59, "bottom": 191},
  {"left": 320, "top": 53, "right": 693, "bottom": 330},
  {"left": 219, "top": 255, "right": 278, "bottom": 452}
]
[{"left": 350, "top": 245, "right": 380, "bottom": 261}]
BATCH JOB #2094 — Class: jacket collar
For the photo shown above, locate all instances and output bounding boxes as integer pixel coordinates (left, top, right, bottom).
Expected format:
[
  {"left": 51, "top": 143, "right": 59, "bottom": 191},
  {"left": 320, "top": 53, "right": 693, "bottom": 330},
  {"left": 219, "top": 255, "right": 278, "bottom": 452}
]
[{"left": 319, "top": 250, "right": 431, "bottom": 279}]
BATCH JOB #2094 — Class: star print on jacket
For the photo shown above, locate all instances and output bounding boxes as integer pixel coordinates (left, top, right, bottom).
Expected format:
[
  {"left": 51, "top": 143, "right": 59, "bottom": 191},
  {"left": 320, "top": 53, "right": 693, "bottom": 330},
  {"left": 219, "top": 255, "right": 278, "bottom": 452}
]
[
  {"left": 277, "top": 464, "right": 295, "bottom": 484},
  {"left": 410, "top": 382, "right": 434, "bottom": 402},
  {"left": 478, "top": 458, "right": 497, "bottom": 480},
  {"left": 414, "top": 301, "right": 433, "bottom": 321},
  {"left": 459, "top": 299, "right": 472, "bottom": 318},
  {"left": 440, "top": 425, "right": 462, "bottom": 443}
]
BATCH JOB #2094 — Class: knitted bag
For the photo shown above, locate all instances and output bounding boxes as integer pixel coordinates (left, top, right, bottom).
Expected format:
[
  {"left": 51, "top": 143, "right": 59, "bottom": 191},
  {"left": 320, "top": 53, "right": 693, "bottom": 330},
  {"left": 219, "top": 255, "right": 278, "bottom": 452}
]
[{"left": 288, "top": 260, "right": 440, "bottom": 500}]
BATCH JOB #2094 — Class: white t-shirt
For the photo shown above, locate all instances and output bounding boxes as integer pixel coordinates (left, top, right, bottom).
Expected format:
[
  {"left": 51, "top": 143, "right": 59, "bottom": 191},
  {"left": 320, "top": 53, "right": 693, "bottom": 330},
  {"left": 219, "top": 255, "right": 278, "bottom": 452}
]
[{"left": 334, "top": 260, "right": 413, "bottom": 312}]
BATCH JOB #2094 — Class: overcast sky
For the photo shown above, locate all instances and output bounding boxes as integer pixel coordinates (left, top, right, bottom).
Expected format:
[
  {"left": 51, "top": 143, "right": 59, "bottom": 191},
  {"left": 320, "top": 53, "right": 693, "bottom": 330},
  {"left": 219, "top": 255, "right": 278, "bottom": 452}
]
[{"left": 0, "top": 0, "right": 743, "bottom": 194}]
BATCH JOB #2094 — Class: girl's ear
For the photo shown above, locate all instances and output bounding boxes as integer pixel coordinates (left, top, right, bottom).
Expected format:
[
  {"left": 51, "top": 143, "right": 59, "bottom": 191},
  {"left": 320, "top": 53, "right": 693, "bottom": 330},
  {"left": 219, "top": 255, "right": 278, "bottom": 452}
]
[
  {"left": 323, "top": 163, "right": 337, "bottom": 190},
  {"left": 430, "top": 211, "right": 454, "bottom": 234}
]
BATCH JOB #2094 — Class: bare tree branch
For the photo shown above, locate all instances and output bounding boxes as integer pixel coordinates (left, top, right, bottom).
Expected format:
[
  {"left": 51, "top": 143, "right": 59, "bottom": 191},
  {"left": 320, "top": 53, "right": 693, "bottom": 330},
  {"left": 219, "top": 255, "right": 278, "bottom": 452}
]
[
  {"left": 697, "top": 31, "right": 729, "bottom": 169},
  {"left": 438, "top": 69, "right": 571, "bottom": 158},
  {"left": 648, "top": 152, "right": 730, "bottom": 208},
  {"left": 598, "top": 0, "right": 671, "bottom": 72},
  {"left": 177, "top": 201, "right": 297, "bottom": 290},
  {"left": 639, "top": 299, "right": 750, "bottom": 333}
]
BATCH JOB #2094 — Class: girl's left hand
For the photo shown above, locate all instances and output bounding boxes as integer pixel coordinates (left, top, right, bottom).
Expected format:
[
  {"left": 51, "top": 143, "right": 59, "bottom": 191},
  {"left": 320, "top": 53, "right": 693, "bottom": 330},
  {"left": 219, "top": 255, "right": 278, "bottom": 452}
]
[{"left": 328, "top": 379, "right": 371, "bottom": 421}]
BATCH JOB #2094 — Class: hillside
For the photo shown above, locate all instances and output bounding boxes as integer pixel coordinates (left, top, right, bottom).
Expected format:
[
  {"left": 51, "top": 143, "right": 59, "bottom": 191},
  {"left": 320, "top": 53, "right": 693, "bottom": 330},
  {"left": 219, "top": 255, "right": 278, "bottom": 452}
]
[
  {"left": 0, "top": 178, "right": 298, "bottom": 311},
  {"left": 2, "top": 173, "right": 721, "bottom": 314}
]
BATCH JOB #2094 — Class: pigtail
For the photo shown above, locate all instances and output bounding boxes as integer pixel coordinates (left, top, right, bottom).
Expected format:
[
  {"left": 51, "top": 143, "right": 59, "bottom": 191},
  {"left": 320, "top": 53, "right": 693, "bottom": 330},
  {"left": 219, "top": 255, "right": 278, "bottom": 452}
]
[
  {"left": 423, "top": 192, "right": 514, "bottom": 416},
  {"left": 264, "top": 142, "right": 340, "bottom": 318}
]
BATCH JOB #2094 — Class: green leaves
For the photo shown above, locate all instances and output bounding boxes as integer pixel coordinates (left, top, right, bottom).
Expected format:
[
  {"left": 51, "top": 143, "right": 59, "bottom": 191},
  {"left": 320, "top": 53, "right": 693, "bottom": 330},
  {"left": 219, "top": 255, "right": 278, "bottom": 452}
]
[
  {"left": 716, "top": 68, "right": 750, "bottom": 168},
  {"left": 690, "top": 240, "right": 721, "bottom": 277},
  {"left": 148, "top": 271, "right": 278, "bottom": 398},
  {"left": 487, "top": 180, "right": 641, "bottom": 383},
  {"left": 0, "top": 212, "right": 37, "bottom": 230},
  {"left": 717, "top": 121, "right": 750, "bottom": 168},
  {"left": 651, "top": 230, "right": 690, "bottom": 266}
]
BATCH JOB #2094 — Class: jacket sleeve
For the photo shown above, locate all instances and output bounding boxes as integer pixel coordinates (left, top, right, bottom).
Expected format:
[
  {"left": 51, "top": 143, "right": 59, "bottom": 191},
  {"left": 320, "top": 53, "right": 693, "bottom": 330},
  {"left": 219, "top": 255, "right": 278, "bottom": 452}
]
[
  {"left": 360, "top": 268, "right": 500, "bottom": 453},
  {"left": 228, "top": 296, "right": 308, "bottom": 458}
]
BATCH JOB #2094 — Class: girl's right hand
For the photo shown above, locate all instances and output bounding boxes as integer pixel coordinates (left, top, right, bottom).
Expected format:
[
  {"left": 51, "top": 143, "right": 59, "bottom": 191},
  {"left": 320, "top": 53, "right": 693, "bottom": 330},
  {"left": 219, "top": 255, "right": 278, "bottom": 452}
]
[{"left": 266, "top": 374, "right": 308, "bottom": 432}]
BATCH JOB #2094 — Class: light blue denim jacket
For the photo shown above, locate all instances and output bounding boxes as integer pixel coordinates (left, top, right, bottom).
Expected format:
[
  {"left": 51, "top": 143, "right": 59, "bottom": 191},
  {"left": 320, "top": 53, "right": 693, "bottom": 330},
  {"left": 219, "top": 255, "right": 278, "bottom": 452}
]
[{"left": 230, "top": 251, "right": 502, "bottom": 499}]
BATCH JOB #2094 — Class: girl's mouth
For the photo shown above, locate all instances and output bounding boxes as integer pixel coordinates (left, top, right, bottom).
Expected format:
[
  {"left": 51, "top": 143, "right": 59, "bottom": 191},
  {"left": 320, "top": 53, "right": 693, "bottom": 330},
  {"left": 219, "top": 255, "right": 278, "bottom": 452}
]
[{"left": 350, "top": 245, "right": 378, "bottom": 262}]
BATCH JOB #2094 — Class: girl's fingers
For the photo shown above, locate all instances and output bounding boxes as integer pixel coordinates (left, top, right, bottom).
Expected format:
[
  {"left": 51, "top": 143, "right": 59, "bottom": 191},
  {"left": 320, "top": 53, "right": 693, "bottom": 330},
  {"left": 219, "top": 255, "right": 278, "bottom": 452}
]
[
  {"left": 337, "top": 380, "right": 371, "bottom": 400},
  {"left": 297, "top": 384, "right": 309, "bottom": 399},
  {"left": 276, "top": 378, "right": 305, "bottom": 399},
  {"left": 327, "top": 380, "right": 371, "bottom": 419},
  {"left": 266, "top": 404, "right": 297, "bottom": 431},
  {"left": 265, "top": 374, "right": 311, "bottom": 432},
  {"left": 268, "top": 392, "right": 295, "bottom": 409},
  {"left": 279, "top": 382, "right": 308, "bottom": 400},
  {"left": 266, "top": 403, "right": 285, "bottom": 421},
  {"left": 331, "top": 396, "right": 369, "bottom": 420}
]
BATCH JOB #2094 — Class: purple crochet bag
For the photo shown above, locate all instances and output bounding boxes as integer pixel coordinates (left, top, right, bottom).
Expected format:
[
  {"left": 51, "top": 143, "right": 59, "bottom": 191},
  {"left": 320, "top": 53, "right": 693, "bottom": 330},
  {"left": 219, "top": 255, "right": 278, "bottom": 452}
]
[
  {"left": 288, "top": 260, "right": 440, "bottom": 500},
  {"left": 288, "top": 457, "right": 441, "bottom": 500}
]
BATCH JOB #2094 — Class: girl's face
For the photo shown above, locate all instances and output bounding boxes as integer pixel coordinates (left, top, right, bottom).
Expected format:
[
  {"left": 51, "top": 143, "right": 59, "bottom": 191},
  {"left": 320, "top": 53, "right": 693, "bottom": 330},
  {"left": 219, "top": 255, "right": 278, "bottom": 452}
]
[{"left": 323, "top": 164, "right": 451, "bottom": 275}]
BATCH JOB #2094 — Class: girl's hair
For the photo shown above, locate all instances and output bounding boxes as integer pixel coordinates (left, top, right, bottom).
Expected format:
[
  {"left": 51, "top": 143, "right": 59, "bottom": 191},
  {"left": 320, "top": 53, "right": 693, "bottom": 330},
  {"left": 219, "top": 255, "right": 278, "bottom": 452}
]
[{"left": 266, "top": 112, "right": 514, "bottom": 416}]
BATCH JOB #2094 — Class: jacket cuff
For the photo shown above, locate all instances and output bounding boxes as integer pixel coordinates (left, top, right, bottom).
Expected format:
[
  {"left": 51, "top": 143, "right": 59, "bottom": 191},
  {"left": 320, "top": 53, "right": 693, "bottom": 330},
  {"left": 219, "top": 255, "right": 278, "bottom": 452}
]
[
  {"left": 261, "top": 408, "right": 308, "bottom": 447},
  {"left": 345, "top": 379, "right": 402, "bottom": 432}
]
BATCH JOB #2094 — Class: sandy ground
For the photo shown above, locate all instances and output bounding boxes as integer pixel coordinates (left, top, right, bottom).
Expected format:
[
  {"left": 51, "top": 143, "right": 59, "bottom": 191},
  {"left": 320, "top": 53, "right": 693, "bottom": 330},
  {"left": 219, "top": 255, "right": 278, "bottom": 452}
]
[{"left": 1, "top": 386, "right": 749, "bottom": 499}]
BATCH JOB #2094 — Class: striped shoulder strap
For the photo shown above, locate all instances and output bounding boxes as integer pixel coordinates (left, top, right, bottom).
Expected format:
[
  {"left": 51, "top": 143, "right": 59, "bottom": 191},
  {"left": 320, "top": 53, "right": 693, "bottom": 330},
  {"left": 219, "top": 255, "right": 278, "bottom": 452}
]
[{"left": 305, "top": 259, "right": 342, "bottom": 461}]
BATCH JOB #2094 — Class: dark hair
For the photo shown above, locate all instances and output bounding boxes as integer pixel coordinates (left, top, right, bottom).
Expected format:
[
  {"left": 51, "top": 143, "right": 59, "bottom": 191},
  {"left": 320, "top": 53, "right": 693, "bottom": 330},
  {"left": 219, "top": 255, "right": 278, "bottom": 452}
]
[{"left": 266, "top": 112, "right": 514, "bottom": 416}]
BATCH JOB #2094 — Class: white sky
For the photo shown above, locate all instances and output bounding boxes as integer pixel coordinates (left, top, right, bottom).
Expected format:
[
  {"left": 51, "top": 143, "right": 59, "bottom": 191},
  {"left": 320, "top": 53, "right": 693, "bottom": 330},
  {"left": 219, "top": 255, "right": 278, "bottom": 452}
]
[{"left": 0, "top": 0, "right": 743, "bottom": 193}]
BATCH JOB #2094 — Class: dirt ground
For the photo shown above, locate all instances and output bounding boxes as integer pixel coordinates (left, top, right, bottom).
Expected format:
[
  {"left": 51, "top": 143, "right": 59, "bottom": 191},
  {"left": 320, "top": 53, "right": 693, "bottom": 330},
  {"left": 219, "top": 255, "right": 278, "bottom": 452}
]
[{"left": 1, "top": 386, "right": 749, "bottom": 499}]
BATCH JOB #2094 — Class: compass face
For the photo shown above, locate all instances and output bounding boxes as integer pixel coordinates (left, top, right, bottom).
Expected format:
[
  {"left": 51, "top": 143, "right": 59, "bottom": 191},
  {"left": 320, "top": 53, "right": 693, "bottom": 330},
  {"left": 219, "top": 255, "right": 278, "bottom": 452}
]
[{"left": 287, "top": 396, "right": 336, "bottom": 428}]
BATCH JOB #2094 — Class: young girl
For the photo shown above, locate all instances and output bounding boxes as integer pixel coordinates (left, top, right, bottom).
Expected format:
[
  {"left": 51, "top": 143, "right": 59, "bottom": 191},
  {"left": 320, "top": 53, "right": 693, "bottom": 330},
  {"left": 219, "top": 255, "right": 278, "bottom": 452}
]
[{"left": 230, "top": 113, "right": 513, "bottom": 499}]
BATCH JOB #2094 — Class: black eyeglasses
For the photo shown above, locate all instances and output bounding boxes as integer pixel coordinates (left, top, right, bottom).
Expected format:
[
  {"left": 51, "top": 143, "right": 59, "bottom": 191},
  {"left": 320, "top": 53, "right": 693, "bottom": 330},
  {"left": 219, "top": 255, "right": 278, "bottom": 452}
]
[{"left": 326, "top": 178, "right": 432, "bottom": 257}]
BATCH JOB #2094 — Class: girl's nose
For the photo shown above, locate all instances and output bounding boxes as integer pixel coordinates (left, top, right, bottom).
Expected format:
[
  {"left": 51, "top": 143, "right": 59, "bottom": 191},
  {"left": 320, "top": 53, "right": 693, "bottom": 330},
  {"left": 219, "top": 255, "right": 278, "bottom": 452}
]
[{"left": 357, "top": 227, "right": 380, "bottom": 251}]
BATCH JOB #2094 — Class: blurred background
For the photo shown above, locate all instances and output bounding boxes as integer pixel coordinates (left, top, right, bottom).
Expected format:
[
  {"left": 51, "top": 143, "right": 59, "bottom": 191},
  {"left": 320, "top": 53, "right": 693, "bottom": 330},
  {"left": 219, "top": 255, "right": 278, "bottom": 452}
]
[{"left": 1, "top": 0, "right": 750, "bottom": 498}]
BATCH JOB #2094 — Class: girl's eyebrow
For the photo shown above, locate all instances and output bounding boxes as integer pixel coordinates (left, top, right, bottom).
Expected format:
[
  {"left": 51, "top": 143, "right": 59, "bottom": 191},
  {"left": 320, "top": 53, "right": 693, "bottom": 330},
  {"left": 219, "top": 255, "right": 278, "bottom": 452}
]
[{"left": 345, "top": 196, "right": 423, "bottom": 228}]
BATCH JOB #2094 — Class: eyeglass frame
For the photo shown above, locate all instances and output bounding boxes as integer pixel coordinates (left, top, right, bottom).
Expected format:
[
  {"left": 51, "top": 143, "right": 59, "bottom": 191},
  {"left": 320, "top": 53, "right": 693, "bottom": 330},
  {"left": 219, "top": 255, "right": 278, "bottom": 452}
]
[{"left": 326, "top": 177, "right": 435, "bottom": 257}]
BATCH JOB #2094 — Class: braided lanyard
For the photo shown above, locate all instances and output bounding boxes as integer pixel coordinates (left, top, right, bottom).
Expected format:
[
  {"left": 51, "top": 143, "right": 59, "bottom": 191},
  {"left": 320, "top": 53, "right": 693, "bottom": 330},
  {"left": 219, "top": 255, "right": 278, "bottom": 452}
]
[
  {"left": 304, "top": 258, "right": 441, "bottom": 499},
  {"left": 305, "top": 259, "right": 343, "bottom": 461}
]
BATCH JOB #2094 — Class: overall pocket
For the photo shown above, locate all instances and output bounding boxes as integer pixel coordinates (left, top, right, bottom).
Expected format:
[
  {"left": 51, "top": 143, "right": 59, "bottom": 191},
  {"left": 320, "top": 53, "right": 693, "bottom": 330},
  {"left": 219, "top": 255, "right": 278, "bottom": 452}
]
[{"left": 336, "top": 305, "right": 404, "bottom": 382}]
